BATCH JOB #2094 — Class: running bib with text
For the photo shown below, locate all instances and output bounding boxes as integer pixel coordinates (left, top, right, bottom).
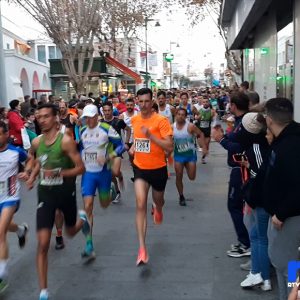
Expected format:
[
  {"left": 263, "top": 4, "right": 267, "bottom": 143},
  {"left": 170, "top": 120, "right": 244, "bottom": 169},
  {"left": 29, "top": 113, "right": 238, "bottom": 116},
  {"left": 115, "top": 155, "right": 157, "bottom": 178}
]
[
  {"left": 200, "top": 121, "right": 210, "bottom": 128},
  {"left": 40, "top": 168, "right": 63, "bottom": 186},
  {"left": 84, "top": 152, "right": 98, "bottom": 163},
  {"left": 135, "top": 138, "right": 151, "bottom": 153},
  {"left": 176, "top": 142, "right": 190, "bottom": 153}
]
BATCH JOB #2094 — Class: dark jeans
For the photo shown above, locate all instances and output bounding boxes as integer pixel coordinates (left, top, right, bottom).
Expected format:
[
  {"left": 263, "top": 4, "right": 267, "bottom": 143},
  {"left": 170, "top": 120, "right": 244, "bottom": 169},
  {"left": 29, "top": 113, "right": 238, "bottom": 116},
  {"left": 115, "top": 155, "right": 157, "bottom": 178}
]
[{"left": 227, "top": 168, "right": 250, "bottom": 248}]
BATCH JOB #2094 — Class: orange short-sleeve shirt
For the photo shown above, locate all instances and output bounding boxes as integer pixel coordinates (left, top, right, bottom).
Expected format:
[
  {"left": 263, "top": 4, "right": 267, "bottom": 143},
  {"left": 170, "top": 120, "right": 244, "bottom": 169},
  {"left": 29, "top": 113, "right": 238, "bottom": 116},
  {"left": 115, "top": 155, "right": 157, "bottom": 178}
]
[{"left": 132, "top": 113, "right": 173, "bottom": 170}]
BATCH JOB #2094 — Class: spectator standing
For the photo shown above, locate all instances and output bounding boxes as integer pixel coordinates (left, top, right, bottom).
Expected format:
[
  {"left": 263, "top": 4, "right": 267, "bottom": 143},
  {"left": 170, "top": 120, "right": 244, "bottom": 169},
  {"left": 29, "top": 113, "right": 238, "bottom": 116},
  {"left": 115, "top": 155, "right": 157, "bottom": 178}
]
[
  {"left": 20, "top": 95, "right": 31, "bottom": 118},
  {"left": 263, "top": 98, "right": 300, "bottom": 300},
  {"left": 7, "top": 100, "right": 25, "bottom": 147},
  {"left": 212, "top": 92, "right": 250, "bottom": 257}
]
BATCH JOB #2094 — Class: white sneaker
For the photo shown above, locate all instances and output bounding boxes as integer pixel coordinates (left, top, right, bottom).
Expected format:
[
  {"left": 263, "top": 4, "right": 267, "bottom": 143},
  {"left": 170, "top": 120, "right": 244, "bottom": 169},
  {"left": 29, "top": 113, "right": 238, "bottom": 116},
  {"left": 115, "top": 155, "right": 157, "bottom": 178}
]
[
  {"left": 261, "top": 280, "right": 272, "bottom": 291},
  {"left": 240, "top": 272, "right": 263, "bottom": 288},
  {"left": 112, "top": 192, "right": 121, "bottom": 204}
]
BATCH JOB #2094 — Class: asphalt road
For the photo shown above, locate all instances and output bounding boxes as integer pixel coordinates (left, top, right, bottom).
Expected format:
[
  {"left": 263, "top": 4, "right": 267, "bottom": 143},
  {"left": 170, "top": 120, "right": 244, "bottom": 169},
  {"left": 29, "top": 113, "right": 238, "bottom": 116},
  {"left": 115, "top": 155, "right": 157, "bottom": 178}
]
[{"left": 3, "top": 142, "right": 278, "bottom": 300}]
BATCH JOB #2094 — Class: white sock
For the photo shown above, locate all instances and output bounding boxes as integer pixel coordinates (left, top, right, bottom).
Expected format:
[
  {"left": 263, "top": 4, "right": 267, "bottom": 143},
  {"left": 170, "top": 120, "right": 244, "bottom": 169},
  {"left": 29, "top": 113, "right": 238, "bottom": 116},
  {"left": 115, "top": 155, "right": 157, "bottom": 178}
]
[
  {"left": 40, "top": 289, "right": 48, "bottom": 296},
  {"left": 16, "top": 225, "right": 25, "bottom": 238},
  {"left": 0, "top": 260, "right": 8, "bottom": 279}
]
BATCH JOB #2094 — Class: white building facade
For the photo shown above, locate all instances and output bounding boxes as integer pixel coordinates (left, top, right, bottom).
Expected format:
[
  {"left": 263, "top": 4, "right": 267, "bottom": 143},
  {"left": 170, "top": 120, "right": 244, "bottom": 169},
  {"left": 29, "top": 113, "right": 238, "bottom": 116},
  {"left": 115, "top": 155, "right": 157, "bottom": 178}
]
[
  {"left": 221, "top": 0, "right": 300, "bottom": 121},
  {"left": 1, "top": 27, "right": 59, "bottom": 106}
]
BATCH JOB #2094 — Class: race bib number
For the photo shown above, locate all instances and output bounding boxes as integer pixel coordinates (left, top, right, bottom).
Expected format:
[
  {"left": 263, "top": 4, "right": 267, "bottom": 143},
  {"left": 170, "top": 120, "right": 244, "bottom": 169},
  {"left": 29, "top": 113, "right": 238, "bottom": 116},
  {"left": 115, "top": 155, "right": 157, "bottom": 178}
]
[
  {"left": 135, "top": 138, "right": 151, "bottom": 153},
  {"left": 177, "top": 142, "right": 189, "bottom": 153},
  {"left": 84, "top": 152, "right": 97, "bottom": 163},
  {"left": 0, "top": 181, "right": 6, "bottom": 195},
  {"left": 200, "top": 121, "right": 210, "bottom": 128},
  {"left": 40, "top": 168, "right": 63, "bottom": 186}
]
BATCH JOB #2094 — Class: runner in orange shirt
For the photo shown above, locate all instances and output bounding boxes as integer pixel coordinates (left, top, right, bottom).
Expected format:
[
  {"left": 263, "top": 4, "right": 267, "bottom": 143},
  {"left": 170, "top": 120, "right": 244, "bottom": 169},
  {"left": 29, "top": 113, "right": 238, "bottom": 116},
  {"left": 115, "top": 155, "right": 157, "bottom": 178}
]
[{"left": 130, "top": 88, "right": 173, "bottom": 266}]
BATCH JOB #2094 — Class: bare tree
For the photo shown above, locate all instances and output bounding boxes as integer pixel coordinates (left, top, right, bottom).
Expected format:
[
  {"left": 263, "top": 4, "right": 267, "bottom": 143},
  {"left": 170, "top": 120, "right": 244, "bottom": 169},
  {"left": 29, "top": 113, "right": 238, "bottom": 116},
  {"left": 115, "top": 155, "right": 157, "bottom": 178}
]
[{"left": 10, "top": 0, "right": 167, "bottom": 93}]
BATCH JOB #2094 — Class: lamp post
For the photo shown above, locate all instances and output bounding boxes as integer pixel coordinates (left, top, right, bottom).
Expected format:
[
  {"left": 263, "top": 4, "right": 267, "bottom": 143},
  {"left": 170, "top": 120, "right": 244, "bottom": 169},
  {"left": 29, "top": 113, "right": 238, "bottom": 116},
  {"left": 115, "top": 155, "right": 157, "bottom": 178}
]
[
  {"left": 144, "top": 17, "right": 160, "bottom": 88},
  {"left": 169, "top": 42, "right": 179, "bottom": 89},
  {"left": 0, "top": 0, "right": 7, "bottom": 107}
]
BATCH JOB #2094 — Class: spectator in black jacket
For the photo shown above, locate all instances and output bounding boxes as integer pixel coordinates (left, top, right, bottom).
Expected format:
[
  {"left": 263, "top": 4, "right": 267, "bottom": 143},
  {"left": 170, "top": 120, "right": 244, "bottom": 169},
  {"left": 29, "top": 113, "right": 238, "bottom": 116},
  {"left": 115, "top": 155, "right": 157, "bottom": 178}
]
[
  {"left": 233, "top": 112, "right": 272, "bottom": 291},
  {"left": 263, "top": 98, "right": 300, "bottom": 300},
  {"left": 212, "top": 92, "right": 250, "bottom": 257}
]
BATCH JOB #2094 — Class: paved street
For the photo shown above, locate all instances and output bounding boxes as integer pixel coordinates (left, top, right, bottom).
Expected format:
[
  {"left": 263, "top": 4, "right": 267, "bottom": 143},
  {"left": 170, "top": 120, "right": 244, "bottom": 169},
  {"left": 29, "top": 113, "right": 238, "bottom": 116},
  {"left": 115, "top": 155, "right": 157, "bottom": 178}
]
[{"left": 4, "top": 142, "right": 277, "bottom": 300}]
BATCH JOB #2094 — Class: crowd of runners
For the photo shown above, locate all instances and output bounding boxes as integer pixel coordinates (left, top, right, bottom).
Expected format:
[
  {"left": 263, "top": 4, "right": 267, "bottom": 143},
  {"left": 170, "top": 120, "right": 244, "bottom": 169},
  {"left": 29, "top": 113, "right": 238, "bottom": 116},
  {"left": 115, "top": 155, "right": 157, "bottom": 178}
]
[{"left": 0, "top": 84, "right": 299, "bottom": 300}]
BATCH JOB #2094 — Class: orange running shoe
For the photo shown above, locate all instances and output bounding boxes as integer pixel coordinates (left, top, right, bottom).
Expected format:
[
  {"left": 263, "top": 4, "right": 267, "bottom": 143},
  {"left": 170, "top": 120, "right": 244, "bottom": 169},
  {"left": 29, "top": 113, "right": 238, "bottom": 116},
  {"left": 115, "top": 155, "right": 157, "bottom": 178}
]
[
  {"left": 152, "top": 206, "right": 163, "bottom": 225},
  {"left": 136, "top": 247, "right": 149, "bottom": 266}
]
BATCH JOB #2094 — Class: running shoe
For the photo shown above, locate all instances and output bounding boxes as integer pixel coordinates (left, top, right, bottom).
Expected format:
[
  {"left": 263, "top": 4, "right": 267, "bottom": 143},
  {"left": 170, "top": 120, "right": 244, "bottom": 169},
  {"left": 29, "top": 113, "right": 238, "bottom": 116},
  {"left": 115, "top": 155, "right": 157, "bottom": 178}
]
[
  {"left": 260, "top": 280, "right": 272, "bottom": 291},
  {"left": 152, "top": 205, "right": 163, "bottom": 225},
  {"left": 79, "top": 210, "right": 90, "bottom": 236},
  {"left": 18, "top": 222, "right": 28, "bottom": 249},
  {"left": 240, "top": 272, "right": 263, "bottom": 288},
  {"left": 179, "top": 195, "right": 186, "bottom": 206},
  {"left": 110, "top": 183, "right": 117, "bottom": 201},
  {"left": 81, "top": 242, "right": 96, "bottom": 261},
  {"left": 230, "top": 243, "right": 241, "bottom": 251},
  {"left": 227, "top": 245, "right": 251, "bottom": 258},
  {"left": 0, "top": 278, "right": 8, "bottom": 294},
  {"left": 201, "top": 155, "right": 207, "bottom": 164},
  {"left": 39, "top": 290, "right": 49, "bottom": 300},
  {"left": 112, "top": 192, "right": 121, "bottom": 204},
  {"left": 136, "top": 247, "right": 149, "bottom": 266},
  {"left": 55, "top": 236, "right": 65, "bottom": 250}
]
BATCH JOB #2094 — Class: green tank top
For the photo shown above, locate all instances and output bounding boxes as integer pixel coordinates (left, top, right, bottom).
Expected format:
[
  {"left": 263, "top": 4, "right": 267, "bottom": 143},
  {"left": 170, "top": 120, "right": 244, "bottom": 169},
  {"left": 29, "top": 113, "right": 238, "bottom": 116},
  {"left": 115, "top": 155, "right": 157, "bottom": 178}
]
[
  {"left": 36, "top": 133, "right": 73, "bottom": 186},
  {"left": 199, "top": 107, "right": 212, "bottom": 128}
]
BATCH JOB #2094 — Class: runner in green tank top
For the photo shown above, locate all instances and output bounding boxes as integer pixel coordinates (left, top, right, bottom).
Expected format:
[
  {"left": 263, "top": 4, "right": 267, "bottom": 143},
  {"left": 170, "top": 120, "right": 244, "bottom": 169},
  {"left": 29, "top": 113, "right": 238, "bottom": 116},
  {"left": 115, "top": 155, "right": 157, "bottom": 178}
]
[
  {"left": 194, "top": 98, "right": 216, "bottom": 164},
  {"left": 24, "top": 103, "right": 90, "bottom": 300}
]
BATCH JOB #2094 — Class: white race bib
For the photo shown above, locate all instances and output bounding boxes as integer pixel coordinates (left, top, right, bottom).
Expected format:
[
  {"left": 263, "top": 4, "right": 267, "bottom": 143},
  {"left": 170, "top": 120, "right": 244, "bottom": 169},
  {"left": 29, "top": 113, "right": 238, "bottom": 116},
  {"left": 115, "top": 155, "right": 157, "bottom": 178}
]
[
  {"left": 200, "top": 121, "right": 210, "bottom": 128},
  {"left": 84, "top": 152, "right": 98, "bottom": 163},
  {"left": 177, "top": 142, "right": 189, "bottom": 153},
  {"left": 0, "top": 181, "right": 6, "bottom": 195},
  {"left": 135, "top": 138, "right": 151, "bottom": 153},
  {"left": 40, "top": 168, "right": 63, "bottom": 186}
]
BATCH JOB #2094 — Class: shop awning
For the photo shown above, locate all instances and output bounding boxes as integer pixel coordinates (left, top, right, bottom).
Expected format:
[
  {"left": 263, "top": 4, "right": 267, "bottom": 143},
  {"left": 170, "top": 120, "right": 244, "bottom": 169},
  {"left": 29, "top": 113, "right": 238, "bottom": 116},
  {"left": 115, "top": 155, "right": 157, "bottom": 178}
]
[
  {"left": 14, "top": 40, "right": 31, "bottom": 55},
  {"left": 105, "top": 55, "right": 142, "bottom": 84}
]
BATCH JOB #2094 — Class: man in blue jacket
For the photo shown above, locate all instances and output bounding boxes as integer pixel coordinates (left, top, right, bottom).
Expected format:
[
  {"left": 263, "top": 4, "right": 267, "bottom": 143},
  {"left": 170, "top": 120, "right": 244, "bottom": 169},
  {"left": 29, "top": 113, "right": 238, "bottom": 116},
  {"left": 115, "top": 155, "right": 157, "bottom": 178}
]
[{"left": 213, "top": 92, "right": 250, "bottom": 257}]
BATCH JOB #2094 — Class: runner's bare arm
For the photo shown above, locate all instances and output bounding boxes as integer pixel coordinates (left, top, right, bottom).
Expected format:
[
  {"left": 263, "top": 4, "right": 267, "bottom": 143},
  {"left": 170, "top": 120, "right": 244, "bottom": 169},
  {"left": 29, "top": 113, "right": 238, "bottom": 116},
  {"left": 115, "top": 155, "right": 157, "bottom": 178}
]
[
  {"left": 24, "top": 136, "right": 41, "bottom": 175},
  {"left": 128, "top": 143, "right": 135, "bottom": 156},
  {"left": 189, "top": 123, "right": 202, "bottom": 137},
  {"left": 61, "top": 135, "right": 85, "bottom": 177},
  {"left": 124, "top": 126, "right": 131, "bottom": 144}
]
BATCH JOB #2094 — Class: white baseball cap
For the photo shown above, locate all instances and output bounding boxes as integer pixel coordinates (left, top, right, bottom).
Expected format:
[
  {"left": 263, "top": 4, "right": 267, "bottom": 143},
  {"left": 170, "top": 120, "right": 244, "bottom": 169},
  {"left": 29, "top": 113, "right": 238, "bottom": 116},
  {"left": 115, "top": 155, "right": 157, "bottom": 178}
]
[{"left": 81, "top": 104, "right": 98, "bottom": 118}]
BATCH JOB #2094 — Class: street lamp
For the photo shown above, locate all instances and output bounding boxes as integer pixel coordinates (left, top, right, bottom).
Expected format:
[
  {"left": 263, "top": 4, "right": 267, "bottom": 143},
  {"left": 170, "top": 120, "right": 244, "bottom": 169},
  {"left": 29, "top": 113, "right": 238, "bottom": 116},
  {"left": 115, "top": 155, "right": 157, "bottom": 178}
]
[
  {"left": 145, "top": 17, "right": 160, "bottom": 88},
  {"left": 169, "top": 41, "right": 179, "bottom": 89}
]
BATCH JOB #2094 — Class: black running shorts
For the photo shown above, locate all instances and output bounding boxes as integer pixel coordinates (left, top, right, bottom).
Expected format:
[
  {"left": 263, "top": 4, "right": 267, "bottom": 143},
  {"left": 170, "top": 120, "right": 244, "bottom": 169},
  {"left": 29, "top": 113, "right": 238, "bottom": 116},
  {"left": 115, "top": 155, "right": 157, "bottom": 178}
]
[
  {"left": 133, "top": 165, "right": 168, "bottom": 192},
  {"left": 36, "top": 182, "right": 77, "bottom": 231},
  {"left": 200, "top": 127, "right": 211, "bottom": 138}
]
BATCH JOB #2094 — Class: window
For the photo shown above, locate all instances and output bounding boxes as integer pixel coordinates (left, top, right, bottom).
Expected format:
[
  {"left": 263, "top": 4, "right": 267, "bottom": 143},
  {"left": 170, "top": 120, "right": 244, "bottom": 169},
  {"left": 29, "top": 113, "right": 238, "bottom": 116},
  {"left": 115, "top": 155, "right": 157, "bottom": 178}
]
[
  {"left": 56, "top": 47, "right": 62, "bottom": 59},
  {"left": 276, "top": 22, "right": 294, "bottom": 102},
  {"left": 37, "top": 45, "right": 46, "bottom": 63},
  {"left": 6, "top": 43, "right": 10, "bottom": 50},
  {"left": 48, "top": 46, "right": 56, "bottom": 59}
]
